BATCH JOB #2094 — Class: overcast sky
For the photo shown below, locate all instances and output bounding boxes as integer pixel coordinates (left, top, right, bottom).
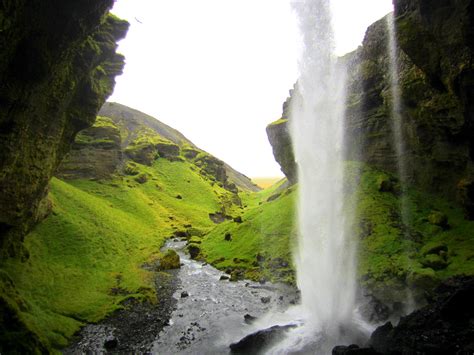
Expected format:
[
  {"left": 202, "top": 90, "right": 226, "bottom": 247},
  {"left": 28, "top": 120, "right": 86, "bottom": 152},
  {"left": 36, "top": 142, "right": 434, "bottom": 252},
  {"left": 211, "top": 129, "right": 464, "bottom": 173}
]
[{"left": 110, "top": 0, "right": 393, "bottom": 178}]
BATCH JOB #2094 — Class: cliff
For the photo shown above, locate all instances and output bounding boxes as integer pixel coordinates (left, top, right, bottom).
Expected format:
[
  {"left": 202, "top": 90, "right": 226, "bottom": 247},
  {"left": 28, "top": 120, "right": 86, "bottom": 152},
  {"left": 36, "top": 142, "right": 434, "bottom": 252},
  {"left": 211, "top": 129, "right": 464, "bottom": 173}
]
[
  {"left": 0, "top": 2, "right": 128, "bottom": 352},
  {"left": 268, "top": 0, "right": 474, "bottom": 218},
  {"left": 0, "top": 1, "right": 128, "bottom": 259}
]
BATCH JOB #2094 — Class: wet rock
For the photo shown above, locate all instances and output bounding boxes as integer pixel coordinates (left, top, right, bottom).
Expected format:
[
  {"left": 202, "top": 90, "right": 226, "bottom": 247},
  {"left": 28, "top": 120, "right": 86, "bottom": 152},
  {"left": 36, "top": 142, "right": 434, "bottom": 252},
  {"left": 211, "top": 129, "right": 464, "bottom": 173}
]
[
  {"left": 260, "top": 296, "right": 271, "bottom": 304},
  {"left": 187, "top": 244, "right": 201, "bottom": 259},
  {"left": 359, "top": 294, "right": 390, "bottom": 323},
  {"left": 220, "top": 275, "right": 230, "bottom": 281},
  {"left": 244, "top": 314, "right": 257, "bottom": 324},
  {"left": 332, "top": 344, "right": 380, "bottom": 355},
  {"left": 181, "top": 291, "right": 189, "bottom": 298},
  {"left": 230, "top": 270, "right": 244, "bottom": 282},
  {"left": 229, "top": 324, "right": 297, "bottom": 354},
  {"left": 369, "top": 277, "right": 474, "bottom": 354},
  {"left": 104, "top": 337, "right": 118, "bottom": 350},
  {"left": 157, "top": 249, "right": 181, "bottom": 271}
]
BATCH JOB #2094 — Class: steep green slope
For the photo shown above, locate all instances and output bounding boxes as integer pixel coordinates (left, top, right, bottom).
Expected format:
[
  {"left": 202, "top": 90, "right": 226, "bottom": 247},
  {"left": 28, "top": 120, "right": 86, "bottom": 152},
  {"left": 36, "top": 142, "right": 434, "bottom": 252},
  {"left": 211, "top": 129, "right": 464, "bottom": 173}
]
[
  {"left": 2, "top": 157, "right": 238, "bottom": 350},
  {"left": 201, "top": 180, "right": 297, "bottom": 284},
  {"left": 199, "top": 162, "right": 474, "bottom": 308}
]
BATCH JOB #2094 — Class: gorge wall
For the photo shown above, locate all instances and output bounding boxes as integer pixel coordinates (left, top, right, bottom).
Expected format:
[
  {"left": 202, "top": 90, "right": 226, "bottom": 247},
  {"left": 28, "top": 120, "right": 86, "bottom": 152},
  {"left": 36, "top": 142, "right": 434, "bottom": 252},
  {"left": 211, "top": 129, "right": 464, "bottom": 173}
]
[
  {"left": 0, "top": 1, "right": 128, "bottom": 259},
  {"left": 0, "top": 2, "right": 128, "bottom": 352},
  {"left": 268, "top": 0, "right": 474, "bottom": 218}
]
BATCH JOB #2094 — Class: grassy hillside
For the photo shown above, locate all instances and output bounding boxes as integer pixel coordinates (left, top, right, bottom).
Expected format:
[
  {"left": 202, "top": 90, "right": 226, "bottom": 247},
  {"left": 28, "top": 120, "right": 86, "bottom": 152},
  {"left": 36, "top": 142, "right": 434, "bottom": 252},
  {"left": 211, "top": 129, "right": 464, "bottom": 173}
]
[
  {"left": 201, "top": 180, "right": 297, "bottom": 284},
  {"left": 2, "top": 105, "right": 473, "bottom": 352},
  {"left": 2, "top": 158, "right": 238, "bottom": 350},
  {"left": 200, "top": 162, "right": 474, "bottom": 305}
]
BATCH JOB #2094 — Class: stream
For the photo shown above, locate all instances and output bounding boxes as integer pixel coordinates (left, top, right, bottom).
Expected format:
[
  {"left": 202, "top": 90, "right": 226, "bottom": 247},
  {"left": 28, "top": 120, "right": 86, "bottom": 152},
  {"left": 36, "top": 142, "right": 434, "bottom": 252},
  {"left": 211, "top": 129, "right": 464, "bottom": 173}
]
[{"left": 65, "top": 239, "right": 298, "bottom": 354}]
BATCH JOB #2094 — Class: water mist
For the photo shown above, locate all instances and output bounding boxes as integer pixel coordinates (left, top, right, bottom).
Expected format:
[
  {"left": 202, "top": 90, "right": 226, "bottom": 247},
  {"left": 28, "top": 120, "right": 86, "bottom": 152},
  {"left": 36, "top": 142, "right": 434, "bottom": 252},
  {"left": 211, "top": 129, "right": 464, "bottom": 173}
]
[
  {"left": 290, "top": 0, "right": 357, "bottom": 341},
  {"left": 386, "top": 13, "right": 416, "bottom": 313}
]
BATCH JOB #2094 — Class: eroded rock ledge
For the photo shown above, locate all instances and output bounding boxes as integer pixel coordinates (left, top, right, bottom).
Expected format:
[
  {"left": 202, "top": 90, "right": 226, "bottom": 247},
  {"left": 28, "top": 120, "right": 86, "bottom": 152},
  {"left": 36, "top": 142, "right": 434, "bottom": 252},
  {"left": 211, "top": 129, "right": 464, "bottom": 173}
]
[{"left": 0, "top": 1, "right": 129, "bottom": 258}]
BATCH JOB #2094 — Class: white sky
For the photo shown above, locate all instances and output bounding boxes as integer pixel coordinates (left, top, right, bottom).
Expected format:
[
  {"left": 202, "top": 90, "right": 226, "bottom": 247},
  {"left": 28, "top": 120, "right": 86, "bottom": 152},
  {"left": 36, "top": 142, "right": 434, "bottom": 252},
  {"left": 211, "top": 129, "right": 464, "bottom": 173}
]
[{"left": 110, "top": 0, "right": 393, "bottom": 178}]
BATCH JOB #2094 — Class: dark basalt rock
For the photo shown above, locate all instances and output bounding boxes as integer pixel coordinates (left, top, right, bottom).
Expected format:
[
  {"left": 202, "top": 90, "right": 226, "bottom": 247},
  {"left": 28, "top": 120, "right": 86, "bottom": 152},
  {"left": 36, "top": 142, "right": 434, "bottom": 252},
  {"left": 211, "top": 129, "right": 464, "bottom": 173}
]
[
  {"left": 369, "top": 277, "right": 474, "bottom": 354},
  {"left": 229, "top": 324, "right": 297, "bottom": 354},
  {"left": 332, "top": 344, "right": 380, "bottom": 355},
  {"left": 57, "top": 119, "right": 123, "bottom": 180},
  {"left": 266, "top": 118, "right": 297, "bottom": 184},
  {"left": 268, "top": 0, "right": 474, "bottom": 216}
]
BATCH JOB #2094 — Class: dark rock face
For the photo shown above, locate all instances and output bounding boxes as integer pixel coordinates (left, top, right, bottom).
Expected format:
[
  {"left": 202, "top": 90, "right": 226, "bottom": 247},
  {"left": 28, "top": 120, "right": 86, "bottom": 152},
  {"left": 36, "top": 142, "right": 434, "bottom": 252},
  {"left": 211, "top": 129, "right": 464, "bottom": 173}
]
[
  {"left": 0, "top": 1, "right": 128, "bottom": 258},
  {"left": 369, "top": 277, "right": 474, "bottom": 354},
  {"left": 229, "top": 324, "right": 296, "bottom": 354},
  {"left": 268, "top": 0, "right": 474, "bottom": 215},
  {"left": 0, "top": 2, "right": 127, "bottom": 352},
  {"left": 266, "top": 118, "right": 297, "bottom": 184},
  {"left": 345, "top": 0, "right": 474, "bottom": 214},
  {"left": 57, "top": 117, "right": 122, "bottom": 179}
]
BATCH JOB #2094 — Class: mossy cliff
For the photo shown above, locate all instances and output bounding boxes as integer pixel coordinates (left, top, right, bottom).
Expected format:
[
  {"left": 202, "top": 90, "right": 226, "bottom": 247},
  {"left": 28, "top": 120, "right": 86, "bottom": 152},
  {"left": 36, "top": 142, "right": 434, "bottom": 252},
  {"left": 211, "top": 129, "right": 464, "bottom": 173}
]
[
  {"left": 344, "top": 0, "right": 474, "bottom": 217},
  {"left": 0, "top": 2, "right": 128, "bottom": 352},
  {"left": 266, "top": 95, "right": 297, "bottom": 184},
  {"left": 264, "top": 0, "right": 474, "bottom": 312},
  {"left": 268, "top": 1, "right": 474, "bottom": 219},
  {"left": 0, "top": 102, "right": 260, "bottom": 352},
  {"left": 0, "top": 1, "right": 129, "bottom": 259}
]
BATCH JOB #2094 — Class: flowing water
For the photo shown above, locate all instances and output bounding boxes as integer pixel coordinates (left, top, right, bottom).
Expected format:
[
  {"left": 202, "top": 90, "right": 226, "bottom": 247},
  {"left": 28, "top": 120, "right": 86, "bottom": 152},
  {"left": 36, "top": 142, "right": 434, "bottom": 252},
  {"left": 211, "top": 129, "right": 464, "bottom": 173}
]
[
  {"left": 152, "top": 240, "right": 298, "bottom": 354},
  {"left": 253, "top": 0, "right": 364, "bottom": 352}
]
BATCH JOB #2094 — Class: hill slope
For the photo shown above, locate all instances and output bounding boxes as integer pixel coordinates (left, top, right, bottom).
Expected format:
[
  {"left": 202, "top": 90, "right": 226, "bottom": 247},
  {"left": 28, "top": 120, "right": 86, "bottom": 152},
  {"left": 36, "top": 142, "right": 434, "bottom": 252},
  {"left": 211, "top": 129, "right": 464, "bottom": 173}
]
[{"left": 1, "top": 104, "right": 258, "bottom": 351}]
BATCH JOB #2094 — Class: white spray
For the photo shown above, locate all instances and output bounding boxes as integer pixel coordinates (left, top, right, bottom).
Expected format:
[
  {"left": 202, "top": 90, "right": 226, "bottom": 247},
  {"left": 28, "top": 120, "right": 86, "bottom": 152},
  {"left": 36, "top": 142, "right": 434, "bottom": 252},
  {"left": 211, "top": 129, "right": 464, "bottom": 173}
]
[{"left": 290, "top": 0, "right": 356, "bottom": 335}]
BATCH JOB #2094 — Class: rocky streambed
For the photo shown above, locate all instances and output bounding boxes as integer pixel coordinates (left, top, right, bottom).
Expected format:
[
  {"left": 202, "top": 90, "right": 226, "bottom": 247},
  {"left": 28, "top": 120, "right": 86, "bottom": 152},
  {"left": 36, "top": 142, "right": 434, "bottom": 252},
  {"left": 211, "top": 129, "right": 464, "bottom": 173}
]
[{"left": 64, "top": 240, "right": 298, "bottom": 354}]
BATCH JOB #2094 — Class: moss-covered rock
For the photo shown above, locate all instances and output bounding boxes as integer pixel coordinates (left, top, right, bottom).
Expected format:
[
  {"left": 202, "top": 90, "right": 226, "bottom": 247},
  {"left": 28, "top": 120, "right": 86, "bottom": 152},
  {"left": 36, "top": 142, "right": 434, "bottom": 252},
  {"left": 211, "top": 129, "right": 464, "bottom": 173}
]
[
  {"left": 0, "top": 2, "right": 128, "bottom": 258},
  {"left": 266, "top": 118, "right": 297, "bottom": 184},
  {"left": 187, "top": 243, "right": 201, "bottom": 260},
  {"left": 157, "top": 250, "right": 180, "bottom": 270},
  {"left": 57, "top": 117, "right": 122, "bottom": 180}
]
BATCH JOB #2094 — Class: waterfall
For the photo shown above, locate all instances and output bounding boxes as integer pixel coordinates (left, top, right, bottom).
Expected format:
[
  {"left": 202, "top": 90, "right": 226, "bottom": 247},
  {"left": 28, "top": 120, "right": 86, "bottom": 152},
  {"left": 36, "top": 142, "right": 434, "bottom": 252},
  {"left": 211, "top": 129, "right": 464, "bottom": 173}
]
[
  {"left": 386, "top": 13, "right": 416, "bottom": 313},
  {"left": 386, "top": 13, "right": 406, "bottom": 188},
  {"left": 289, "top": 0, "right": 356, "bottom": 337}
]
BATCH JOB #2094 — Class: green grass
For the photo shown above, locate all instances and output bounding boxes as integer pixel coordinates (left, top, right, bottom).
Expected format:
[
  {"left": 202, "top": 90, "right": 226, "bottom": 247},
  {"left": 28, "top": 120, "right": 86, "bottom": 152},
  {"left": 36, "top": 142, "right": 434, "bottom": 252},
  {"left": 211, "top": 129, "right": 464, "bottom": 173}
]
[
  {"left": 200, "top": 181, "right": 297, "bottom": 284},
  {"left": 3, "top": 156, "right": 473, "bottom": 351},
  {"left": 2, "top": 158, "right": 235, "bottom": 351},
  {"left": 351, "top": 162, "right": 474, "bottom": 298}
]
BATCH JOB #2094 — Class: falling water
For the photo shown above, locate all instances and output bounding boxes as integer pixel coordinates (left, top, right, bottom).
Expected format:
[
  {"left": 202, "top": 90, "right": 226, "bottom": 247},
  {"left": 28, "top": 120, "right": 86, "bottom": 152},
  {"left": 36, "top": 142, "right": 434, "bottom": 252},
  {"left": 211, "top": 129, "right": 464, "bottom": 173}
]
[
  {"left": 288, "top": 0, "right": 357, "bottom": 343},
  {"left": 386, "top": 13, "right": 416, "bottom": 313},
  {"left": 386, "top": 13, "right": 406, "bottom": 189}
]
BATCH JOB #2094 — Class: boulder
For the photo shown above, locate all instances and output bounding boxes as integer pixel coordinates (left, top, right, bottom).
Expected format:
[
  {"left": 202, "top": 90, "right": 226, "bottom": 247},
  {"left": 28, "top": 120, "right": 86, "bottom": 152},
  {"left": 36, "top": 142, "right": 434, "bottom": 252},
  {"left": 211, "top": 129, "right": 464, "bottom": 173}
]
[
  {"left": 187, "top": 244, "right": 201, "bottom": 259},
  {"left": 157, "top": 249, "right": 180, "bottom": 270},
  {"left": 229, "top": 324, "right": 297, "bottom": 354},
  {"left": 370, "top": 277, "right": 474, "bottom": 354}
]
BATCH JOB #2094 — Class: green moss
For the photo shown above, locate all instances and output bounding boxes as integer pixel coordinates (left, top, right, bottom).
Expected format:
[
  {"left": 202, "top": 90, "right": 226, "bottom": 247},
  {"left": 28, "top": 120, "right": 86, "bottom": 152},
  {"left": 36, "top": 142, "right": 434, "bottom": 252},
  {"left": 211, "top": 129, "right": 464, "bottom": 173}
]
[
  {"left": 267, "top": 118, "right": 288, "bottom": 127},
  {"left": 201, "top": 184, "right": 297, "bottom": 284},
  {"left": 2, "top": 158, "right": 237, "bottom": 350},
  {"left": 157, "top": 250, "right": 180, "bottom": 270}
]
